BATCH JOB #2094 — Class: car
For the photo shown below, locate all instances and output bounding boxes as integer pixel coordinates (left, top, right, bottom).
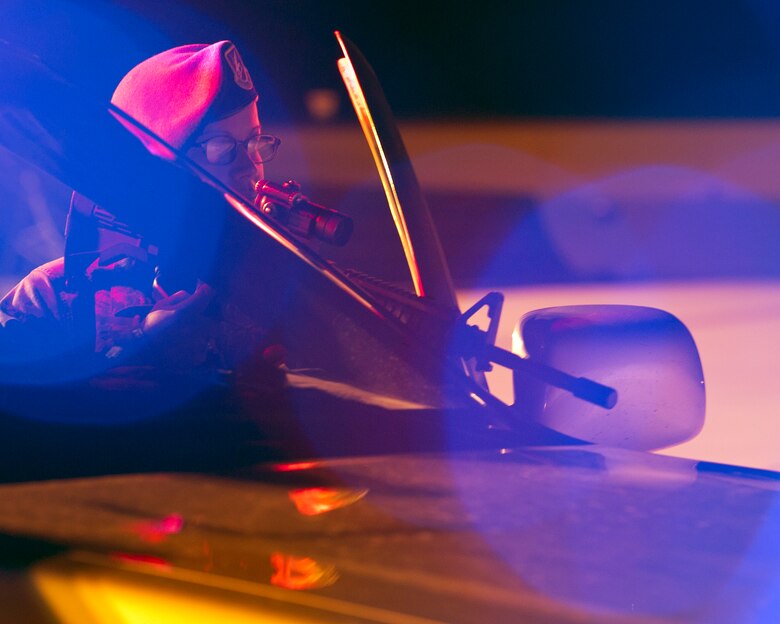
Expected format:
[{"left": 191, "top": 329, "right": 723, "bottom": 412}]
[{"left": 0, "top": 19, "right": 779, "bottom": 624}]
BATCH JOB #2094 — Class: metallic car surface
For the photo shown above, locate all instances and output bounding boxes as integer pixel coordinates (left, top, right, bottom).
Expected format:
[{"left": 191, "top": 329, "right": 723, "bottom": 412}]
[{"left": 1, "top": 447, "right": 779, "bottom": 622}]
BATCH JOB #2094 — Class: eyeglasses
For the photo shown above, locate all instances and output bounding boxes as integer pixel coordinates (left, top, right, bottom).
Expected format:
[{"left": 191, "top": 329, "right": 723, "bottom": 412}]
[{"left": 194, "top": 134, "right": 281, "bottom": 165}]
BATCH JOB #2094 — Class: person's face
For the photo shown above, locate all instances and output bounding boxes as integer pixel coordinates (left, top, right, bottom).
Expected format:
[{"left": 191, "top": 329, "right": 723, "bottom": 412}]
[{"left": 187, "top": 102, "right": 264, "bottom": 199}]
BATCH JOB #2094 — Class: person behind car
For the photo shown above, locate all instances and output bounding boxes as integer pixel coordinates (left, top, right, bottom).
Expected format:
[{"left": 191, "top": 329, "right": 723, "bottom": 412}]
[{"left": 0, "top": 41, "right": 280, "bottom": 379}]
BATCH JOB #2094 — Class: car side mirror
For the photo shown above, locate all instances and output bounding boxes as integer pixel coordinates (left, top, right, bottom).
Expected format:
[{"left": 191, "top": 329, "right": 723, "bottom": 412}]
[{"left": 512, "top": 305, "right": 705, "bottom": 451}]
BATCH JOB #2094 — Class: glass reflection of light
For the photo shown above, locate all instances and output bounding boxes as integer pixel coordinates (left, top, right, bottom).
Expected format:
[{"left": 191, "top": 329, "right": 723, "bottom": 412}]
[
  {"left": 288, "top": 487, "right": 368, "bottom": 516},
  {"left": 269, "top": 552, "right": 339, "bottom": 590}
]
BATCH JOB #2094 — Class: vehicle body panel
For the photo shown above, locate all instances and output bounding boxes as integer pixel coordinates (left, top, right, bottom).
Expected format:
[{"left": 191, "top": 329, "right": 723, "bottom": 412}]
[{"left": 0, "top": 448, "right": 779, "bottom": 622}]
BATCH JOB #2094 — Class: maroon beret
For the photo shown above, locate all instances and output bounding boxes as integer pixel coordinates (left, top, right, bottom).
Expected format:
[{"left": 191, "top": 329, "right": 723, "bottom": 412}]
[{"left": 111, "top": 41, "right": 258, "bottom": 159}]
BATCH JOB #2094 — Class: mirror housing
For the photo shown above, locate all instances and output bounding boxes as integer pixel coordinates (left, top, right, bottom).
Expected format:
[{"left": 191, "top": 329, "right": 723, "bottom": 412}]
[{"left": 512, "top": 305, "right": 705, "bottom": 450}]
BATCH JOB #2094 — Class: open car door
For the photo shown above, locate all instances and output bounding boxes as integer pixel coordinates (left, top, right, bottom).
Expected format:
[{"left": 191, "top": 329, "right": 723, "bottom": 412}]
[
  {"left": 334, "top": 32, "right": 501, "bottom": 393},
  {"left": 0, "top": 36, "right": 588, "bottom": 479},
  {"left": 334, "top": 32, "right": 457, "bottom": 309}
]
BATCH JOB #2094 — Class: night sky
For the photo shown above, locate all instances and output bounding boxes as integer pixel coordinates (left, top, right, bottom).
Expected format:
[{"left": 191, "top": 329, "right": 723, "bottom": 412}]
[{"left": 4, "top": 0, "right": 780, "bottom": 123}]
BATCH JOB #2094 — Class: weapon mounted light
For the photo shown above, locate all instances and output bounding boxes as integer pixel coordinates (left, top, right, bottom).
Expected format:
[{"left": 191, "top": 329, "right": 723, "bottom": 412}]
[{"left": 254, "top": 179, "right": 353, "bottom": 247}]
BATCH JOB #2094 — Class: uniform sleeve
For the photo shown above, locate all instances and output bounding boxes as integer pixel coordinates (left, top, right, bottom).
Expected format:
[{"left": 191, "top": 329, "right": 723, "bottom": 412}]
[
  {"left": 0, "top": 267, "right": 61, "bottom": 327},
  {"left": 0, "top": 263, "right": 71, "bottom": 373}
]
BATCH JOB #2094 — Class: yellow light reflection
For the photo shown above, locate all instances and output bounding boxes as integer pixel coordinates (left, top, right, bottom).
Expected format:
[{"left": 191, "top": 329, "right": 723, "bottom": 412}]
[
  {"left": 288, "top": 487, "right": 369, "bottom": 516},
  {"left": 33, "top": 553, "right": 441, "bottom": 624},
  {"left": 34, "top": 557, "right": 332, "bottom": 624},
  {"left": 336, "top": 33, "right": 424, "bottom": 297}
]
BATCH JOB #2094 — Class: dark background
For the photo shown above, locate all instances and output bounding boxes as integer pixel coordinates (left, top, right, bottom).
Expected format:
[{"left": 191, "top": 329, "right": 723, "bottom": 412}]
[{"left": 4, "top": 0, "right": 780, "bottom": 123}]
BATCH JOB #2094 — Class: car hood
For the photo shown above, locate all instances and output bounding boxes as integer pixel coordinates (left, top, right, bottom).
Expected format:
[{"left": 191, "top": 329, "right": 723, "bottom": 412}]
[{"left": 1, "top": 446, "right": 779, "bottom": 623}]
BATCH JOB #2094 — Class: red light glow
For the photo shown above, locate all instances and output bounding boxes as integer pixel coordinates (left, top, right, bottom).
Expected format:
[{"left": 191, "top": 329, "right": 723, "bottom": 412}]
[
  {"left": 110, "top": 553, "right": 172, "bottom": 571},
  {"left": 272, "top": 461, "right": 320, "bottom": 472},
  {"left": 269, "top": 552, "right": 338, "bottom": 590},
  {"left": 129, "top": 513, "right": 184, "bottom": 544}
]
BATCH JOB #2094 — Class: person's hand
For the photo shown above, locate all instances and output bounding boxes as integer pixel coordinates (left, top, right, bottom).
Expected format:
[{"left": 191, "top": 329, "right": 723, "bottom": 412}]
[
  {"left": 142, "top": 282, "right": 216, "bottom": 369},
  {"left": 143, "top": 282, "right": 215, "bottom": 337}
]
